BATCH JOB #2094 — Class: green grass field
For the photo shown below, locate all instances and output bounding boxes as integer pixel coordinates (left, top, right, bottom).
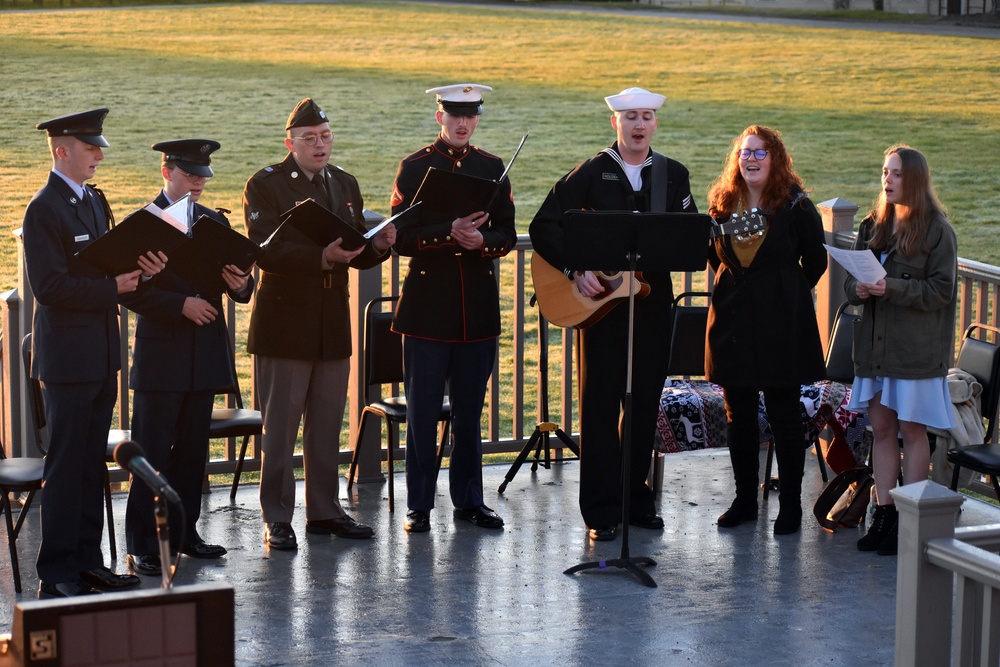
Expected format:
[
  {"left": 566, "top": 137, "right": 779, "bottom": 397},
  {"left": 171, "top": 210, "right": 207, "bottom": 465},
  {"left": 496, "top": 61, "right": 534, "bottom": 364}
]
[{"left": 1, "top": 1, "right": 998, "bottom": 295}]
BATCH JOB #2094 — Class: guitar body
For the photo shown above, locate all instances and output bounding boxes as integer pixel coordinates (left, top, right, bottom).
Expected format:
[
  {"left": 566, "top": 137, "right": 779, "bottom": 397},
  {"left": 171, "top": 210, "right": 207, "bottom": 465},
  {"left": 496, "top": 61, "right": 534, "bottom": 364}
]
[{"left": 531, "top": 252, "right": 650, "bottom": 329}]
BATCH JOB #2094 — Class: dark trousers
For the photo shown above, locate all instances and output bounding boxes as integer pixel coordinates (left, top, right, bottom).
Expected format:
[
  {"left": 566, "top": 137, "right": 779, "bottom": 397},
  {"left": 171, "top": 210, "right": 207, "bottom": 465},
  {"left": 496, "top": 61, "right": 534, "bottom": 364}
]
[
  {"left": 403, "top": 336, "right": 496, "bottom": 512},
  {"left": 36, "top": 377, "right": 117, "bottom": 584},
  {"left": 577, "top": 301, "right": 670, "bottom": 528},
  {"left": 722, "top": 385, "right": 805, "bottom": 504},
  {"left": 126, "top": 389, "right": 215, "bottom": 555}
]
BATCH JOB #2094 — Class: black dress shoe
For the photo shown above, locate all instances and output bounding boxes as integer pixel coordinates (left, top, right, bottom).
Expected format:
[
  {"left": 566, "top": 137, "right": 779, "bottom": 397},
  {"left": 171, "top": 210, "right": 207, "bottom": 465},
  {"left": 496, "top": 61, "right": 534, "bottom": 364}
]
[
  {"left": 629, "top": 514, "right": 665, "bottom": 530},
  {"left": 454, "top": 505, "right": 504, "bottom": 529},
  {"left": 264, "top": 522, "right": 298, "bottom": 550},
  {"left": 305, "top": 515, "right": 374, "bottom": 539},
  {"left": 588, "top": 526, "right": 617, "bottom": 541},
  {"left": 127, "top": 553, "right": 162, "bottom": 577},
  {"left": 80, "top": 566, "right": 141, "bottom": 591},
  {"left": 179, "top": 540, "right": 228, "bottom": 559},
  {"left": 39, "top": 580, "right": 101, "bottom": 599},
  {"left": 404, "top": 510, "right": 431, "bottom": 533}
]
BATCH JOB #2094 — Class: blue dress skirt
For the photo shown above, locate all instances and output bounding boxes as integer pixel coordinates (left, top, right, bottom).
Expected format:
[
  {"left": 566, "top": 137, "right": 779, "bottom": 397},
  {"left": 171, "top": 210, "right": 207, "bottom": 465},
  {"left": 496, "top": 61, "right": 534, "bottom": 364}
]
[{"left": 848, "top": 375, "right": 956, "bottom": 430}]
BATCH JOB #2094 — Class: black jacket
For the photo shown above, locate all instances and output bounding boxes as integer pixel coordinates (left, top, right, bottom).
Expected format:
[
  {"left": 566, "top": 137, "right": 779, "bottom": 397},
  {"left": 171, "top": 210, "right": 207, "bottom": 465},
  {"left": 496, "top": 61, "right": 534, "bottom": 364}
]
[{"left": 705, "top": 189, "right": 828, "bottom": 388}]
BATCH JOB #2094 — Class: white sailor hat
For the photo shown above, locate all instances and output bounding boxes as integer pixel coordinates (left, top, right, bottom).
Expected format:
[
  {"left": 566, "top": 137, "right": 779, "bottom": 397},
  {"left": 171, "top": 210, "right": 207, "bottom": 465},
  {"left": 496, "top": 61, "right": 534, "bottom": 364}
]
[
  {"left": 426, "top": 83, "right": 493, "bottom": 116},
  {"left": 604, "top": 87, "right": 666, "bottom": 112}
]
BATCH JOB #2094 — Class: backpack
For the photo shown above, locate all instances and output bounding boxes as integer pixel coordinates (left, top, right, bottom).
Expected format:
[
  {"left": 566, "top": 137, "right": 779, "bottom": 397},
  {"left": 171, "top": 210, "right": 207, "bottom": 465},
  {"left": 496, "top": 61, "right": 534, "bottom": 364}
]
[{"left": 813, "top": 467, "right": 874, "bottom": 532}]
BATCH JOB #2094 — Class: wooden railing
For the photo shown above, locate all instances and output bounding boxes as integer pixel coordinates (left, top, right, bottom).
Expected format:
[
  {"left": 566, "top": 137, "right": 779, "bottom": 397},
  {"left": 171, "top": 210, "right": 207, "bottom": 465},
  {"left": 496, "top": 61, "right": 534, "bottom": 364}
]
[
  {"left": 3, "top": 198, "right": 1000, "bottom": 491},
  {"left": 892, "top": 481, "right": 1000, "bottom": 667}
]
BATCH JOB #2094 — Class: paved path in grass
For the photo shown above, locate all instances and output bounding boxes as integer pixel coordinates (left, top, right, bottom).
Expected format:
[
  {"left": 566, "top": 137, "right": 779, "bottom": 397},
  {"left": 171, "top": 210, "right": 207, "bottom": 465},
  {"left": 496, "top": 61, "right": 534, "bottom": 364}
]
[{"left": 299, "top": 0, "right": 1000, "bottom": 40}]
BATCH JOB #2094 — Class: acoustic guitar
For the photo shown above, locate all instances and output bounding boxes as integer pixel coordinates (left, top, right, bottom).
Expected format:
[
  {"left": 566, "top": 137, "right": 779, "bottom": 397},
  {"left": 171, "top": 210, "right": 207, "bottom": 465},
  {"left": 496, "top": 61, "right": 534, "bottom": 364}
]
[{"left": 532, "top": 209, "right": 767, "bottom": 329}]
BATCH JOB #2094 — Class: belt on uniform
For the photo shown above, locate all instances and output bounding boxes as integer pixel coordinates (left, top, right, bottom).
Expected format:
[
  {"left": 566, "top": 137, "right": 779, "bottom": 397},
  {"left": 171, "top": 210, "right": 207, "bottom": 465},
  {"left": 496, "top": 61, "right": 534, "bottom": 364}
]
[{"left": 261, "top": 271, "right": 347, "bottom": 290}]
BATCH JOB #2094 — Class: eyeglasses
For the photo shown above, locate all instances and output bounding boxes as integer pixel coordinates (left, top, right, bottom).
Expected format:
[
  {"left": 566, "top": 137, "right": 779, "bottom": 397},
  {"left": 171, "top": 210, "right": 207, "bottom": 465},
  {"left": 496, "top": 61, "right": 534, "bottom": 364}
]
[
  {"left": 291, "top": 131, "right": 334, "bottom": 147},
  {"left": 737, "top": 148, "right": 769, "bottom": 160},
  {"left": 178, "top": 169, "right": 210, "bottom": 183}
]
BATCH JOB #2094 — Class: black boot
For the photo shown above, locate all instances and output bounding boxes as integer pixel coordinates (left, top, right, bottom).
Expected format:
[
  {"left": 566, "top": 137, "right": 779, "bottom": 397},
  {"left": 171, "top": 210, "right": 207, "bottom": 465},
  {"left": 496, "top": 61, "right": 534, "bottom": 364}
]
[
  {"left": 773, "top": 503, "right": 802, "bottom": 535},
  {"left": 876, "top": 509, "right": 899, "bottom": 556},
  {"left": 718, "top": 497, "right": 758, "bottom": 527},
  {"left": 719, "top": 415, "right": 761, "bottom": 528},
  {"left": 771, "top": 413, "right": 806, "bottom": 536},
  {"left": 858, "top": 504, "right": 896, "bottom": 552}
]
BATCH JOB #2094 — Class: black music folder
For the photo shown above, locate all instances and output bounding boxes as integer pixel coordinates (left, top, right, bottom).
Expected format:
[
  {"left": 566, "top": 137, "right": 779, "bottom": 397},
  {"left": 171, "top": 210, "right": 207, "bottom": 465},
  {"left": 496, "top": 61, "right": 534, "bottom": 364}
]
[
  {"left": 408, "top": 133, "right": 528, "bottom": 225},
  {"left": 170, "top": 216, "right": 264, "bottom": 295},
  {"left": 76, "top": 205, "right": 189, "bottom": 277},
  {"left": 275, "top": 198, "right": 418, "bottom": 251},
  {"left": 563, "top": 210, "right": 714, "bottom": 273},
  {"left": 77, "top": 204, "right": 263, "bottom": 296}
]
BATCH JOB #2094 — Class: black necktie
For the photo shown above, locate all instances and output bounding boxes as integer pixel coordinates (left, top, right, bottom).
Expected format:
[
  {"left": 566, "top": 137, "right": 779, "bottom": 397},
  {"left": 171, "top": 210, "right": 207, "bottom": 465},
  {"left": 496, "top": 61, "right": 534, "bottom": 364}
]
[{"left": 312, "top": 174, "right": 329, "bottom": 208}]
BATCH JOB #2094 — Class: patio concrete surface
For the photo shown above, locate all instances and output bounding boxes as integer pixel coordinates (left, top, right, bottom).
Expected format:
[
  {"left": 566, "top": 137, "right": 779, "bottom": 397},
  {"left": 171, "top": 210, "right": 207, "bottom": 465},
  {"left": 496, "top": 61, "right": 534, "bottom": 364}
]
[{"left": 1, "top": 448, "right": 998, "bottom": 666}]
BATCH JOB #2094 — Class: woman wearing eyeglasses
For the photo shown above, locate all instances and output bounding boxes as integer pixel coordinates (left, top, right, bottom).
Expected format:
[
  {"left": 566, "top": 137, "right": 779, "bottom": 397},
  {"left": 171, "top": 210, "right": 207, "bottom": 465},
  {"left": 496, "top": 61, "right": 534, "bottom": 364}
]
[
  {"left": 705, "top": 125, "right": 828, "bottom": 535},
  {"left": 846, "top": 145, "right": 957, "bottom": 556}
]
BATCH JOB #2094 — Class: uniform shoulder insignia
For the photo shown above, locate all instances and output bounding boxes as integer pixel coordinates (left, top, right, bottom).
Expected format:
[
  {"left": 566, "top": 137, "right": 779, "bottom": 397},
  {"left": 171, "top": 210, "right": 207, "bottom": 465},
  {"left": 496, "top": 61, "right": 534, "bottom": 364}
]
[{"left": 471, "top": 144, "right": 501, "bottom": 161}]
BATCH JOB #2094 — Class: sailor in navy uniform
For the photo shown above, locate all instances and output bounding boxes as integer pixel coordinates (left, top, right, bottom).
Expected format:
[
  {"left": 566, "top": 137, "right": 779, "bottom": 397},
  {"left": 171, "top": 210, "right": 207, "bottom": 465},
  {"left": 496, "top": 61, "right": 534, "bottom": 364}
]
[
  {"left": 123, "top": 139, "right": 254, "bottom": 577},
  {"left": 529, "top": 88, "right": 698, "bottom": 542},
  {"left": 22, "top": 108, "right": 165, "bottom": 598},
  {"left": 390, "top": 83, "right": 517, "bottom": 533}
]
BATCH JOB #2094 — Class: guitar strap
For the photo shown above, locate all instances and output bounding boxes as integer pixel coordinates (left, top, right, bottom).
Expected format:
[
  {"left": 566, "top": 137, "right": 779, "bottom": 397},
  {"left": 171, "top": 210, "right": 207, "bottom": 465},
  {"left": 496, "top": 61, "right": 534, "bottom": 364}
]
[{"left": 649, "top": 151, "right": 668, "bottom": 213}]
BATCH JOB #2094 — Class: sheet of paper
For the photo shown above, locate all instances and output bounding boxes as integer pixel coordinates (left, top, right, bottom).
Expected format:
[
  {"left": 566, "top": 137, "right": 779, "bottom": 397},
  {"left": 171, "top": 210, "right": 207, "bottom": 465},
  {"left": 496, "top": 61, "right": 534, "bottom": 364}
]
[
  {"left": 159, "top": 194, "right": 191, "bottom": 233},
  {"left": 824, "top": 244, "right": 887, "bottom": 283}
]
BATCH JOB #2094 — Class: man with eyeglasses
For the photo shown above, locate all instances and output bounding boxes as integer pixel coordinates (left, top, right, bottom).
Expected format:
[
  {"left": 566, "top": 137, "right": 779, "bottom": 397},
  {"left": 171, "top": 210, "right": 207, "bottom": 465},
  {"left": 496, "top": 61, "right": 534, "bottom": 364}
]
[
  {"left": 122, "top": 139, "right": 255, "bottom": 577},
  {"left": 529, "top": 87, "right": 698, "bottom": 542},
  {"left": 243, "top": 97, "right": 396, "bottom": 550}
]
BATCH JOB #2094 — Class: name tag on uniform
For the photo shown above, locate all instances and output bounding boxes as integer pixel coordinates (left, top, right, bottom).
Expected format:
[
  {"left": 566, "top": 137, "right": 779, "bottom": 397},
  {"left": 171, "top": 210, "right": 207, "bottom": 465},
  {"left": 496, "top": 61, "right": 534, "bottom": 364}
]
[{"left": 74, "top": 234, "right": 90, "bottom": 242}]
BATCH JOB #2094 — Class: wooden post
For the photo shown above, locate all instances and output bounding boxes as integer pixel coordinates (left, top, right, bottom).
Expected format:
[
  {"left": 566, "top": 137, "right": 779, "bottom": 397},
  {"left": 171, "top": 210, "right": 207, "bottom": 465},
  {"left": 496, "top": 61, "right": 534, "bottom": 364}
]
[
  {"left": 816, "top": 197, "right": 858, "bottom": 356},
  {"left": 348, "top": 210, "right": 388, "bottom": 484},
  {"left": 891, "top": 480, "right": 965, "bottom": 667}
]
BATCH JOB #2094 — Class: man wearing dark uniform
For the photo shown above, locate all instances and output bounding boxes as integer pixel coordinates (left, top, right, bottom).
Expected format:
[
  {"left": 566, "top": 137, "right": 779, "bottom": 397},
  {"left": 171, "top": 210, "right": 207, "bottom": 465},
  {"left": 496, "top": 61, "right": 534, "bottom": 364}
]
[
  {"left": 244, "top": 98, "right": 396, "bottom": 550},
  {"left": 23, "top": 108, "right": 164, "bottom": 597},
  {"left": 124, "top": 139, "right": 254, "bottom": 577},
  {"left": 389, "top": 83, "right": 516, "bottom": 533},
  {"left": 529, "top": 88, "right": 698, "bottom": 542}
]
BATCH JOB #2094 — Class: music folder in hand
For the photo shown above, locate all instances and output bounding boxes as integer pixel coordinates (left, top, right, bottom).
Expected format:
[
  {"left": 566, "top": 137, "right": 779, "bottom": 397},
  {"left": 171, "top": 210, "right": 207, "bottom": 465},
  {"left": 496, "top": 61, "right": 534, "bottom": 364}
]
[
  {"left": 171, "top": 216, "right": 264, "bottom": 295},
  {"left": 407, "top": 132, "right": 528, "bottom": 225},
  {"left": 77, "top": 202, "right": 264, "bottom": 296},
  {"left": 274, "top": 199, "right": 419, "bottom": 251},
  {"left": 76, "top": 203, "right": 190, "bottom": 277}
]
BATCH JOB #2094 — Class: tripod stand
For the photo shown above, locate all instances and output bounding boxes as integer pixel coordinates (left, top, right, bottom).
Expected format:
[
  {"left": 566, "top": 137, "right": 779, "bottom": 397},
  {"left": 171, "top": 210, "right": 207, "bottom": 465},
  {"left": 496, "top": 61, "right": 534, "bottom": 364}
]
[
  {"left": 560, "top": 210, "right": 711, "bottom": 588},
  {"left": 498, "top": 313, "right": 579, "bottom": 494}
]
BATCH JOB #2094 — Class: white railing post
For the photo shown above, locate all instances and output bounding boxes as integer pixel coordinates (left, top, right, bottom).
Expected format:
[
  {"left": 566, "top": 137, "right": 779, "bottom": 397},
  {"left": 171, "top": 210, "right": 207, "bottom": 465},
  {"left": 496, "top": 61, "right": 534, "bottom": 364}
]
[{"left": 891, "top": 480, "right": 966, "bottom": 667}]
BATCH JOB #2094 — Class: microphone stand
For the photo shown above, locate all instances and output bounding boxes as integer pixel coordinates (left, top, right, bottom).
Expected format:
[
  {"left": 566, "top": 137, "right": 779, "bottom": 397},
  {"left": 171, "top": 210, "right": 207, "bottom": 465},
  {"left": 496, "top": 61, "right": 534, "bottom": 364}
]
[
  {"left": 154, "top": 496, "right": 172, "bottom": 589},
  {"left": 563, "top": 248, "right": 656, "bottom": 588}
]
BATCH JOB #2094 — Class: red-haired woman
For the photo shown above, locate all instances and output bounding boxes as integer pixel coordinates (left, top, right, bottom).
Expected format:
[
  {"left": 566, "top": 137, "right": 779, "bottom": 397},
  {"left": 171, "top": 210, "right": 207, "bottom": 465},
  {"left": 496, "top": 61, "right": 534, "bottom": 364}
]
[
  {"left": 847, "top": 145, "right": 957, "bottom": 556},
  {"left": 706, "top": 125, "right": 828, "bottom": 535}
]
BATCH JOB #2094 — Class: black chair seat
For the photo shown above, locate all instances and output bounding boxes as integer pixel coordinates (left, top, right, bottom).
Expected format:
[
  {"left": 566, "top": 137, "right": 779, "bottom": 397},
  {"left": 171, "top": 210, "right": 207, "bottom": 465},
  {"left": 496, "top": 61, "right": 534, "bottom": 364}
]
[
  {"left": 368, "top": 398, "right": 408, "bottom": 422},
  {"left": 347, "top": 297, "right": 453, "bottom": 512},
  {"left": 948, "top": 444, "right": 1000, "bottom": 472},
  {"left": 0, "top": 458, "right": 46, "bottom": 488},
  {"left": 946, "top": 324, "right": 1000, "bottom": 500},
  {"left": 211, "top": 408, "right": 263, "bottom": 438}
]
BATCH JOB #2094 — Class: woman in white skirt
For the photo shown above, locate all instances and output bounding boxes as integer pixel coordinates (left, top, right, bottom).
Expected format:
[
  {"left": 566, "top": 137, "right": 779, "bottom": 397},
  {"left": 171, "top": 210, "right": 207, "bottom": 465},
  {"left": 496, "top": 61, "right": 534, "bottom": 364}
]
[{"left": 846, "top": 144, "right": 958, "bottom": 556}]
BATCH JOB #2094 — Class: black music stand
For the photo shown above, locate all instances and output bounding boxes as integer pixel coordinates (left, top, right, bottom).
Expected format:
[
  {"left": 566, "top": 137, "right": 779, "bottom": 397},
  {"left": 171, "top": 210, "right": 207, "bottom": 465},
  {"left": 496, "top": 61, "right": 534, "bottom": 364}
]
[
  {"left": 498, "top": 312, "right": 579, "bottom": 494},
  {"left": 561, "top": 209, "right": 711, "bottom": 588}
]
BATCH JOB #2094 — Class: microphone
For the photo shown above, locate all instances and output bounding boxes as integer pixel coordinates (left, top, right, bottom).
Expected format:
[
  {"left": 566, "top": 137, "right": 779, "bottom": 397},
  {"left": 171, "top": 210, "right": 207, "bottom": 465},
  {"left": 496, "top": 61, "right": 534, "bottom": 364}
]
[{"left": 113, "top": 440, "right": 181, "bottom": 505}]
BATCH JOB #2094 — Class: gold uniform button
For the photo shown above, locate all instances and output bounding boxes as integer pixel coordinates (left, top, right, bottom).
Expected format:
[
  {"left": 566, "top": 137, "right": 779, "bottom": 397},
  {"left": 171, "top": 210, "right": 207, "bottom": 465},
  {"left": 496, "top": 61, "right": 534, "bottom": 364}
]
[
  {"left": 456, "top": 161, "right": 462, "bottom": 168},
  {"left": 420, "top": 270, "right": 426, "bottom": 275}
]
